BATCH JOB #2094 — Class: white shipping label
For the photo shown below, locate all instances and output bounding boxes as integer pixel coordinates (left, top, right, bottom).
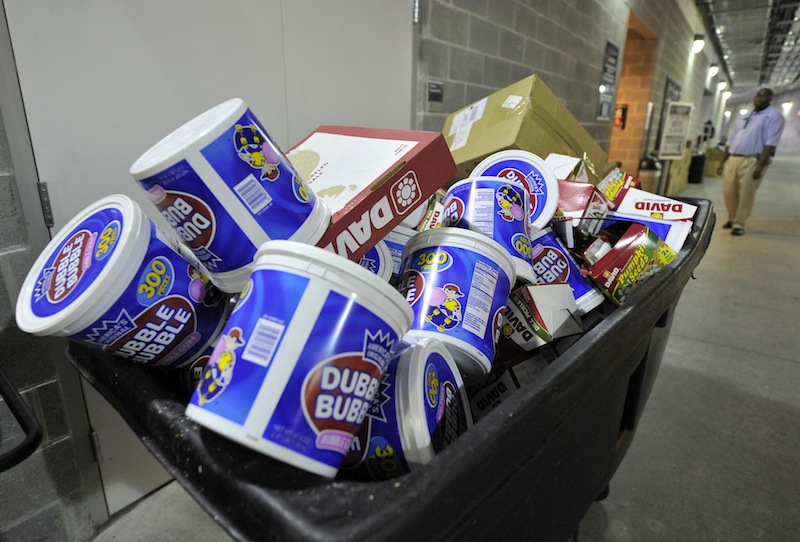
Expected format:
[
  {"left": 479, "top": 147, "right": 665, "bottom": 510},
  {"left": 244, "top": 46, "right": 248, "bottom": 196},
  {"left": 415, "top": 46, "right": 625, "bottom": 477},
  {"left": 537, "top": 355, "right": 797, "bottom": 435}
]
[{"left": 448, "top": 98, "right": 487, "bottom": 151}]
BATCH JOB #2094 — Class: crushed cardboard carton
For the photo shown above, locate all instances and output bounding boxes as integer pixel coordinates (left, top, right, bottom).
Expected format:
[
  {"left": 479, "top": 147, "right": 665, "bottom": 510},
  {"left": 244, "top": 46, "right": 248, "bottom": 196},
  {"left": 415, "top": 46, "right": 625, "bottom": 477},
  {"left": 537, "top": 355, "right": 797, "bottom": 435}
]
[
  {"left": 596, "top": 167, "right": 640, "bottom": 208},
  {"left": 586, "top": 223, "right": 679, "bottom": 305},
  {"left": 555, "top": 180, "right": 612, "bottom": 237},
  {"left": 497, "top": 283, "right": 583, "bottom": 355},
  {"left": 545, "top": 153, "right": 591, "bottom": 184}
]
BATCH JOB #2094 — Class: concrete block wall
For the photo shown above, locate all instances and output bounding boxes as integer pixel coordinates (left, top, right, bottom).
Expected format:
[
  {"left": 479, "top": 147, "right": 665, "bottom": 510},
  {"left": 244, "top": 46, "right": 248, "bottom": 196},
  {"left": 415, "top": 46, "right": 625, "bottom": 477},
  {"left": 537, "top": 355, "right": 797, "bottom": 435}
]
[
  {"left": 417, "top": 0, "right": 631, "bottom": 154},
  {"left": 416, "top": 0, "right": 711, "bottom": 184}
]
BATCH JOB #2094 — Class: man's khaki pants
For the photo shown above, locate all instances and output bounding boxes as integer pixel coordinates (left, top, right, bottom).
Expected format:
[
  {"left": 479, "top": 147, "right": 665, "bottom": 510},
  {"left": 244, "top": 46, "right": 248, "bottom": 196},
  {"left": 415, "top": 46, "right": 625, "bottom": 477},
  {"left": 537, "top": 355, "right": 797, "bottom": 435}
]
[{"left": 722, "top": 156, "right": 767, "bottom": 227}]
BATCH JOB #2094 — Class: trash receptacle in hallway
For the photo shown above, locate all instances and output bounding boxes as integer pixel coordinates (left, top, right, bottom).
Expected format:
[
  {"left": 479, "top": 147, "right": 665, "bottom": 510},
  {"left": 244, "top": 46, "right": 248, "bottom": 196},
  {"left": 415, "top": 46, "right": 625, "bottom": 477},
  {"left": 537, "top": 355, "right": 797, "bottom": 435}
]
[
  {"left": 64, "top": 199, "right": 716, "bottom": 542},
  {"left": 689, "top": 153, "right": 707, "bottom": 183},
  {"left": 638, "top": 155, "right": 662, "bottom": 193}
]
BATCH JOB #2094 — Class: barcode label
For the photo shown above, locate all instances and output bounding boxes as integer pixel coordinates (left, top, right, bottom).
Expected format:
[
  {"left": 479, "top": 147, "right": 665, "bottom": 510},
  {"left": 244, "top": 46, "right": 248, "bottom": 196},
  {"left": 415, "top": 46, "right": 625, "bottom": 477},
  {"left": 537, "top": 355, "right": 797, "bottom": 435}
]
[
  {"left": 234, "top": 174, "right": 272, "bottom": 214},
  {"left": 242, "top": 318, "right": 285, "bottom": 366}
]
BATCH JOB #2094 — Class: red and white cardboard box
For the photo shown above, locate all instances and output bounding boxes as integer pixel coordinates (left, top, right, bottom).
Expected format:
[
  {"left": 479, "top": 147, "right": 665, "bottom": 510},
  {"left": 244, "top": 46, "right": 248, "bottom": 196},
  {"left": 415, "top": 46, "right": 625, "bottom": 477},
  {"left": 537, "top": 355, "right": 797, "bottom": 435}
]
[
  {"left": 614, "top": 187, "right": 698, "bottom": 222},
  {"left": 288, "top": 126, "right": 456, "bottom": 262},
  {"left": 586, "top": 222, "right": 679, "bottom": 305},
  {"left": 545, "top": 153, "right": 591, "bottom": 183},
  {"left": 555, "top": 180, "right": 612, "bottom": 237},
  {"left": 498, "top": 283, "right": 583, "bottom": 354},
  {"left": 597, "top": 167, "right": 640, "bottom": 208}
]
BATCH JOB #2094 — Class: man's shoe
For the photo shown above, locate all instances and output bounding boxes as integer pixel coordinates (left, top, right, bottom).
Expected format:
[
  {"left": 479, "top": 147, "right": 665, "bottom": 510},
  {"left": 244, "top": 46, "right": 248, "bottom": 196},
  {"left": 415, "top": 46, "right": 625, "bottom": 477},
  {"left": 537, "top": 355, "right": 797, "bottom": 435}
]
[
  {"left": 722, "top": 221, "right": 733, "bottom": 229},
  {"left": 731, "top": 226, "right": 745, "bottom": 236}
]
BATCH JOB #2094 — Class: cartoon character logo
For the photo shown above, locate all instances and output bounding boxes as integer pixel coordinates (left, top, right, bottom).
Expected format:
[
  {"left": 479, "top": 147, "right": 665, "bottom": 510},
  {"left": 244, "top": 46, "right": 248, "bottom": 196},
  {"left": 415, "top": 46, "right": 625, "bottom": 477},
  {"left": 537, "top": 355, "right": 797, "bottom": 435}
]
[
  {"left": 425, "top": 283, "right": 464, "bottom": 331},
  {"left": 234, "top": 123, "right": 282, "bottom": 181},
  {"left": 187, "top": 265, "right": 225, "bottom": 307},
  {"left": 195, "top": 328, "right": 245, "bottom": 405},
  {"left": 496, "top": 184, "right": 526, "bottom": 222}
]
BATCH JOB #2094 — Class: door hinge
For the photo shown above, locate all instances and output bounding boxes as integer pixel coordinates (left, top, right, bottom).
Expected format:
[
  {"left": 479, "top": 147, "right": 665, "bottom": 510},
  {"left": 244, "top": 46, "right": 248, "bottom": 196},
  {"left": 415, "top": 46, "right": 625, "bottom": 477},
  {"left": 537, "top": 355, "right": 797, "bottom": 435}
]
[
  {"left": 37, "top": 182, "right": 55, "bottom": 228},
  {"left": 89, "top": 430, "right": 104, "bottom": 464}
]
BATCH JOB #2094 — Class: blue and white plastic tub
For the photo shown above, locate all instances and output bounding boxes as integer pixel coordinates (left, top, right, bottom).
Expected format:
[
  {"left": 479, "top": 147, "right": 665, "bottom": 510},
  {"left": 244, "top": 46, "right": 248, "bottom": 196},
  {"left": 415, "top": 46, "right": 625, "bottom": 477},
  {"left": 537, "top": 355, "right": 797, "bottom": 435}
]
[
  {"left": 469, "top": 150, "right": 559, "bottom": 232},
  {"left": 528, "top": 227, "right": 605, "bottom": 315},
  {"left": 15, "top": 194, "right": 230, "bottom": 369},
  {"left": 383, "top": 225, "right": 418, "bottom": 286},
  {"left": 443, "top": 176, "right": 533, "bottom": 286},
  {"left": 358, "top": 240, "right": 393, "bottom": 282},
  {"left": 130, "top": 98, "right": 330, "bottom": 294},
  {"left": 185, "top": 240, "right": 413, "bottom": 478},
  {"left": 398, "top": 227, "right": 516, "bottom": 376},
  {"left": 341, "top": 338, "right": 472, "bottom": 480}
]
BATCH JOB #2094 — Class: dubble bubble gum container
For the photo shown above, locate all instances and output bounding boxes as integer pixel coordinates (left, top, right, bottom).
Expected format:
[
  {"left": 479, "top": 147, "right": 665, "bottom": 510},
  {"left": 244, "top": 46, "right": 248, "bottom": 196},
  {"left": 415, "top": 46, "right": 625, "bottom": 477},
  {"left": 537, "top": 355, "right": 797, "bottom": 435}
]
[
  {"left": 341, "top": 338, "right": 472, "bottom": 480},
  {"left": 130, "top": 98, "right": 330, "bottom": 294},
  {"left": 398, "top": 227, "right": 516, "bottom": 377},
  {"left": 184, "top": 240, "right": 413, "bottom": 478},
  {"left": 358, "top": 240, "right": 392, "bottom": 282},
  {"left": 469, "top": 150, "right": 559, "bottom": 232},
  {"left": 529, "top": 227, "right": 605, "bottom": 315},
  {"left": 443, "top": 176, "right": 533, "bottom": 284},
  {"left": 15, "top": 194, "right": 230, "bottom": 369}
]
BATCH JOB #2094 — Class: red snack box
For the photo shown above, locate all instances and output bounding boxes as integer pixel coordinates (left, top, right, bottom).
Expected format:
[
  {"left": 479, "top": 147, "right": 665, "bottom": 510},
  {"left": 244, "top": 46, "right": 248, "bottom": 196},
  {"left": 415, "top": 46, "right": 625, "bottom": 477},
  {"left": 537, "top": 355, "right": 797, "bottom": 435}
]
[
  {"left": 586, "top": 223, "right": 678, "bottom": 305},
  {"left": 555, "top": 180, "right": 612, "bottom": 237},
  {"left": 597, "top": 167, "right": 640, "bottom": 208}
]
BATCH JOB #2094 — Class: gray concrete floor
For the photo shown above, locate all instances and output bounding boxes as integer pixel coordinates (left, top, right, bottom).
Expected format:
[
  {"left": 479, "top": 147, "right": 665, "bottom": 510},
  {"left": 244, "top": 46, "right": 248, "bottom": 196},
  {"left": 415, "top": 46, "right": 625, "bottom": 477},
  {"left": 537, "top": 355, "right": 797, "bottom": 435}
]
[{"left": 93, "top": 156, "right": 800, "bottom": 542}]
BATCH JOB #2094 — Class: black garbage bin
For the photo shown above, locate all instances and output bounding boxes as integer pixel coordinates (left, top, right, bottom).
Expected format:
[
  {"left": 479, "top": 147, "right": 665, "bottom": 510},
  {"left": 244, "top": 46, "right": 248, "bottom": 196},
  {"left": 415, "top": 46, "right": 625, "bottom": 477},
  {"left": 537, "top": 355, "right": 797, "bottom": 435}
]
[
  {"left": 689, "top": 153, "right": 707, "bottom": 184},
  {"left": 67, "top": 199, "right": 715, "bottom": 542},
  {"left": 637, "top": 156, "right": 662, "bottom": 193}
]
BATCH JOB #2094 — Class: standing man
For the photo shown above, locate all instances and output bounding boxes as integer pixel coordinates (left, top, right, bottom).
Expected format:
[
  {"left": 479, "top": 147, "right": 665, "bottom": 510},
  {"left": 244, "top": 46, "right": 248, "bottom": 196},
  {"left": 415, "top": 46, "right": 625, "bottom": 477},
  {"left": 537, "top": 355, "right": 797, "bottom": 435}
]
[{"left": 716, "top": 88, "right": 785, "bottom": 236}]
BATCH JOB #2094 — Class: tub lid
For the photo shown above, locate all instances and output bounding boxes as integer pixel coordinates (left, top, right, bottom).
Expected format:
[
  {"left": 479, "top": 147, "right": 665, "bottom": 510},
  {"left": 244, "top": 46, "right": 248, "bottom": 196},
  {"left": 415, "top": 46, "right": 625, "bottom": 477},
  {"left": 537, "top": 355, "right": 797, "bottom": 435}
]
[
  {"left": 469, "top": 150, "right": 559, "bottom": 231},
  {"left": 15, "top": 194, "right": 149, "bottom": 336},
  {"left": 396, "top": 337, "right": 472, "bottom": 466},
  {"left": 358, "top": 240, "right": 393, "bottom": 282},
  {"left": 130, "top": 98, "right": 248, "bottom": 179}
]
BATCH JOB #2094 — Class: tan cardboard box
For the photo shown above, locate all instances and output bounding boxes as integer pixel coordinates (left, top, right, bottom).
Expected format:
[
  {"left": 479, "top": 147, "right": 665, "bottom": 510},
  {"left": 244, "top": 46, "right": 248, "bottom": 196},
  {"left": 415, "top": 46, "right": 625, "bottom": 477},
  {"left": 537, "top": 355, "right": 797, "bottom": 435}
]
[{"left": 442, "top": 75, "right": 608, "bottom": 185}]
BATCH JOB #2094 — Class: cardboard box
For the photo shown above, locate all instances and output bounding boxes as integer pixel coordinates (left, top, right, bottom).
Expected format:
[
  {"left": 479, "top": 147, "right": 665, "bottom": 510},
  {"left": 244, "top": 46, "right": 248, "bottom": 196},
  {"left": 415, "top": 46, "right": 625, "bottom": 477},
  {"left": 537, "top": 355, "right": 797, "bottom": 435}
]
[
  {"left": 545, "top": 153, "right": 591, "bottom": 184},
  {"left": 466, "top": 346, "right": 556, "bottom": 422},
  {"left": 497, "top": 283, "right": 583, "bottom": 354},
  {"left": 587, "top": 223, "right": 679, "bottom": 305},
  {"left": 442, "top": 75, "right": 607, "bottom": 185},
  {"left": 287, "top": 126, "right": 456, "bottom": 263},
  {"left": 596, "top": 167, "right": 640, "bottom": 208},
  {"left": 614, "top": 187, "right": 698, "bottom": 222},
  {"left": 555, "top": 180, "right": 612, "bottom": 237}
]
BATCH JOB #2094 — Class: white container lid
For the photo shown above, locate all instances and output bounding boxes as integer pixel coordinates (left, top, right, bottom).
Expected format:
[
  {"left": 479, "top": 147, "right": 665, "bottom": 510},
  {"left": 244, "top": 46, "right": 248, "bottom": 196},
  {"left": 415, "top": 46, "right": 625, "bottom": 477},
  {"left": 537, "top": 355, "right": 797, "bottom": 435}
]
[
  {"left": 402, "top": 226, "right": 518, "bottom": 288},
  {"left": 393, "top": 338, "right": 471, "bottom": 467},
  {"left": 130, "top": 98, "right": 248, "bottom": 179},
  {"left": 16, "top": 194, "right": 151, "bottom": 336},
  {"left": 575, "top": 286, "right": 605, "bottom": 315},
  {"left": 253, "top": 240, "right": 413, "bottom": 335},
  {"left": 469, "top": 150, "right": 559, "bottom": 231},
  {"left": 359, "top": 240, "right": 393, "bottom": 282}
]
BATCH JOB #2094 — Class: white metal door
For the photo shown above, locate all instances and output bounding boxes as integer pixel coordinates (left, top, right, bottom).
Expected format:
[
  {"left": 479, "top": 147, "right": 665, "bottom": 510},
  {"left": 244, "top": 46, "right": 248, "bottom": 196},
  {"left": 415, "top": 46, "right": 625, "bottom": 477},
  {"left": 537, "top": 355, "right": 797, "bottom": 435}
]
[{"left": 4, "top": 0, "right": 413, "bottom": 515}]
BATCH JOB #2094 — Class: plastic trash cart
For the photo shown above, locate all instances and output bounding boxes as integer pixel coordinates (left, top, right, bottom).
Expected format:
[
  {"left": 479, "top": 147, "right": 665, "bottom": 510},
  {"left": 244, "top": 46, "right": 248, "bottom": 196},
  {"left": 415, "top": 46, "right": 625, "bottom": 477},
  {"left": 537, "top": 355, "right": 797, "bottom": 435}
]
[{"left": 66, "top": 198, "right": 714, "bottom": 541}]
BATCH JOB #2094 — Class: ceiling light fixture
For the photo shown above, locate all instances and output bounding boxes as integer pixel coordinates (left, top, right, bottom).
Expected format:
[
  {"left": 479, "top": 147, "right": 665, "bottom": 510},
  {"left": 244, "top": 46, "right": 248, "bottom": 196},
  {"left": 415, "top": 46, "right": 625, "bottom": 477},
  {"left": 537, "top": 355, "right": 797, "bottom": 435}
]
[
  {"left": 739, "top": 108, "right": 749, "bottom": 116},
  {"left": 718, "top": 81, "right": 727, "bottom": 90},
  {"left": 723, "top": 91, "right": 732, "bottom": 100},
  {"left": 709, "top": 64, "right": 720, "bottom": 77},
  {"left": 692, "top": 34, "right": 706, "bottom": 54},
  {"left": 782, "top": 102, "right": 793, "bottom": 114}
]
